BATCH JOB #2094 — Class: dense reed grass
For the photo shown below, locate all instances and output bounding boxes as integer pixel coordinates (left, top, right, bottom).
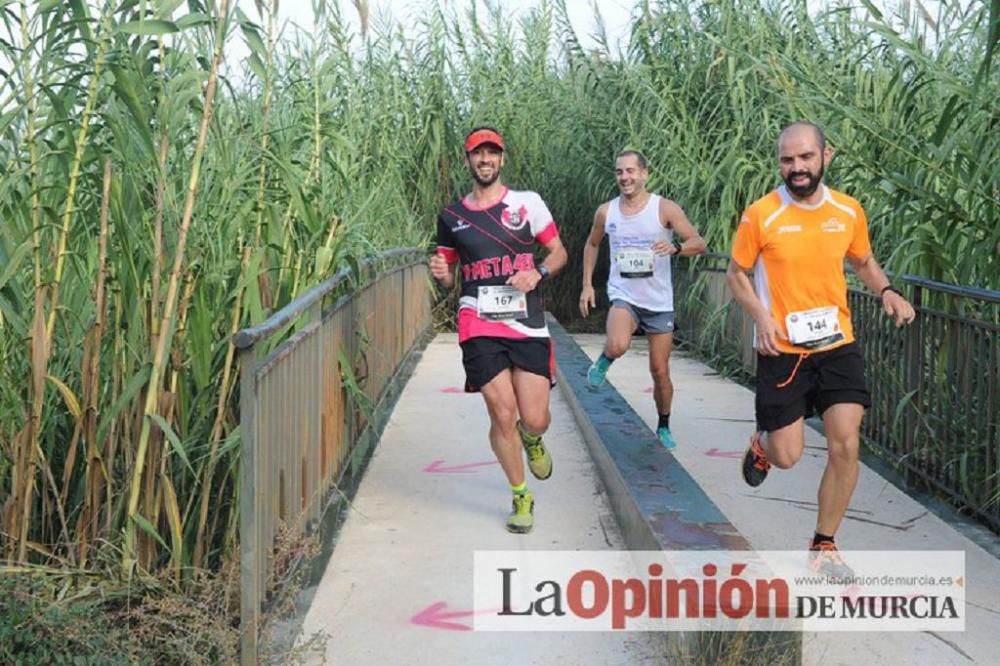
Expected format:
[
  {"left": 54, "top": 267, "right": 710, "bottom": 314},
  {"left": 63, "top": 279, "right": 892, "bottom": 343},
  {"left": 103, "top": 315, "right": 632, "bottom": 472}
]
[{"left": 0, "top": 0, "right": 996, "bottom": 584}]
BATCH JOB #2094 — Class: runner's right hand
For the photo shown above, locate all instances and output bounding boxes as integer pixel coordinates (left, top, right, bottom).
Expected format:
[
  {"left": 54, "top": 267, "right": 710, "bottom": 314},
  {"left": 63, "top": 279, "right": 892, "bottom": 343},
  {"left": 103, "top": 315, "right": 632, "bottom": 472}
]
[
  {"left": 754, "top": 315, "right": 786, "bottom": 356},
  {"left": 579, "top": 285, "right": 596, "bottom": 318},
  {"left": 429, "top": 253, "right": 449, "bottom": 280}
]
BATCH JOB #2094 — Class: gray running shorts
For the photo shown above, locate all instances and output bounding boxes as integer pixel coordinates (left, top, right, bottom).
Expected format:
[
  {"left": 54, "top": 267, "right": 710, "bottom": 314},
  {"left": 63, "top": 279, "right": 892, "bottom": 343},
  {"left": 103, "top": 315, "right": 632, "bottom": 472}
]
[{"left": 611, "top": 299, "right": 675, "bottom": 334}]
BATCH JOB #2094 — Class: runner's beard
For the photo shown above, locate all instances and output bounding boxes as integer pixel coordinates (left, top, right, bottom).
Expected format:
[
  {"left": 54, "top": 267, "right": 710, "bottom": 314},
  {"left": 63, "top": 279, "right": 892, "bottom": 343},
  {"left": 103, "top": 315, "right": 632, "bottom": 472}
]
[
  {"left": 472, "top": 167, "right": 500, "bottom": 187},
  {"left": 784, "top": 160, "right": 825, "bottom": 198}
]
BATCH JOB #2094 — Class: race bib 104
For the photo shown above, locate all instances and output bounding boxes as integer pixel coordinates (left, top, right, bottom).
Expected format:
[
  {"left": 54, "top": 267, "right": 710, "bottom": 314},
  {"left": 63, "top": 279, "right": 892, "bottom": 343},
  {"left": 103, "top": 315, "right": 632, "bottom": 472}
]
[
  {"left": 785, "top": 306, "right": 844, "bottom": 349},
  {"left": 477, "top": 285, "right": 528, "bottom": 320},
  {"left": 617, "top": 248, "right": 655, "bottom": 278}
]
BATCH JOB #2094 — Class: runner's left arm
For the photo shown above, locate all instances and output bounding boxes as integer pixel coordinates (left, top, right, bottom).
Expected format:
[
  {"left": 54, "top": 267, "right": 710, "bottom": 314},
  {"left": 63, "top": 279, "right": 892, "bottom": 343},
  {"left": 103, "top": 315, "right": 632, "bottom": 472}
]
[
  {"left": 505, "top": 233, "right": 567, "bottom": 293},
  {"left": 844, "top": 205, "right": 915, "bottom": 327},
  {"left": 652, "top": 198, "right": 707, "bottom": 256},
  {"left": 533, "top": 197, "right": 568, "bottom": 279},
  {"left": 506, "top": 195, "right": 567, "bottom": 293},
  {"left": 848, "top": 253, "right": 916, "bottom": 327},
  {"left": 539, "top": 233, "right": 568, "bottom": 276}
]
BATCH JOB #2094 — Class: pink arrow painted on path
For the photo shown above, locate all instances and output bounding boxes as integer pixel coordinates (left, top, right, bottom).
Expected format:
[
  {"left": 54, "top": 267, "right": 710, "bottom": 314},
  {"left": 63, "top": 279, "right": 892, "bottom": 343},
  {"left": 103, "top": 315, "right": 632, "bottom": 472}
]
[
  {"left": 643, "top": 387, "right": 654, "bottom": 393},
  {"left": 705, "top": 448, "right": 743, "bottom": 459},
  {"left": 410, "top": 602, "right": 476, "bottom": 631},
  {"left": 423, "top": 459, "right": 500, "bottom": 474},
  {"left": 440, "top": 386, "right": 464, "bottom": 393},
  {"left": 410, "top": 603, "right": 501, "bottom": 631}
]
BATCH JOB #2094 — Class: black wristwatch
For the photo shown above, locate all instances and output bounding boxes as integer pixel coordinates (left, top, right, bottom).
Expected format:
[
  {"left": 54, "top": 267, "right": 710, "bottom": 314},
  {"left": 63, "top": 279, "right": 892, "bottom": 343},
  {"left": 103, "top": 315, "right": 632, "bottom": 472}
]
[
  {"left": 672, "top": 239, "right": 683, "bottom": 255},
  {"left": 537, "top": 265, "right": 550, "bottom": 281}
]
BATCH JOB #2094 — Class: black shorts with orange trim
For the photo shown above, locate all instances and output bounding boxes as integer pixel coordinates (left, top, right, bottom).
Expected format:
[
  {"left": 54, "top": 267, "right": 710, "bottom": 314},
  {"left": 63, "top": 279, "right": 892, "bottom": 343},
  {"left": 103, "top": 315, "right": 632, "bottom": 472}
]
[
  {"left": 754, "top": 341, "right": 871, "bottom": 432},
  {"left": 460, "top": 336, "right": 555, "bottom": 393}
]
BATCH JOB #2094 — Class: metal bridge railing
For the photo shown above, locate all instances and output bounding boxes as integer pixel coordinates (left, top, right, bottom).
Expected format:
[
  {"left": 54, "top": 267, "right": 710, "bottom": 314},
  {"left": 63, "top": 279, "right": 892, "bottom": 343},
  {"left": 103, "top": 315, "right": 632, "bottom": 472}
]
[
  {"left": 232, "top": 248, "right": 431, "bottom": 664},
  {"left": 674, "top": 253, "right": 1000, "bottom": 533}
]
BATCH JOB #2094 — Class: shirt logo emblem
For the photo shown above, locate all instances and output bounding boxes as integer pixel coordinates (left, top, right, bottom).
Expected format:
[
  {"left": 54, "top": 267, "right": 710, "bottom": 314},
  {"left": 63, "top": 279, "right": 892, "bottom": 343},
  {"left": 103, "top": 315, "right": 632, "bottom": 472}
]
[
  {"left": 822, "top": 217, "right": 846, "bottom": 233},
  {"left": 778, "top": 225, "right": 802, "bottom": 234},
  {"left": 501, "top": 205, "right": 529, "bottom": 230}
]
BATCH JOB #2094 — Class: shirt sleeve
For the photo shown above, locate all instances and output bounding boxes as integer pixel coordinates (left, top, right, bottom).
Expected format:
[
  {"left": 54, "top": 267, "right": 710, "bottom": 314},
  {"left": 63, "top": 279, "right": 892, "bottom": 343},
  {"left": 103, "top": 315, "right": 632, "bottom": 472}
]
[
  {"left": 731, "top": 208, "right": 761, "bottom": 270},
  {"left": 436, "top": 213, "right": 459, "bottom": 264},
  {"left": 529, "top": 193, "right": 559, "bottom": 245},
  {"left": 846, "top": 203, "right": 873, "bottom": 260}
]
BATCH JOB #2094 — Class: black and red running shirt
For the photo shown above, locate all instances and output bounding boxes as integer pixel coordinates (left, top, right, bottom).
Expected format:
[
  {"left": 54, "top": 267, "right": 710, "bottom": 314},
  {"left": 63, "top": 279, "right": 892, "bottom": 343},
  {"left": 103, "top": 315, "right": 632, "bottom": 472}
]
[{"left": 436, "top": 187, "right": 560, "bottom": 342}]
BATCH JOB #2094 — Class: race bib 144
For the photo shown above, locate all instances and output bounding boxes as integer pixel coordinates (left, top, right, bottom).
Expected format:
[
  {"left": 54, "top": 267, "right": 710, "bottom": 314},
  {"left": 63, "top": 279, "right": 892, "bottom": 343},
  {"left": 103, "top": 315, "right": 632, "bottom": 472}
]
[{"left": 785, "top": 306, "right": 844, "bottom": 349}]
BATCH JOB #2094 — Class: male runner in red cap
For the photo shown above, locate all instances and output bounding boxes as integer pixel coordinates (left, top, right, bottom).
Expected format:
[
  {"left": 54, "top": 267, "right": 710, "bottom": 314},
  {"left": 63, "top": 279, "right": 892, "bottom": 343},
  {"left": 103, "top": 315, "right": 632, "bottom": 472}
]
[{"left": 429, "top": 126, "right": 567, "bottom": 534}]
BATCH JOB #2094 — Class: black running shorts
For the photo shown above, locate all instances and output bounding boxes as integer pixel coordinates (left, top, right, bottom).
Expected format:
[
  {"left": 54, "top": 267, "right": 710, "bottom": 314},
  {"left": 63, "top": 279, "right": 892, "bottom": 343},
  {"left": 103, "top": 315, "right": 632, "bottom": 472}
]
[
  {"left": 755, "top": 341, "right": 871, "bottom": 432},
  {"left": 460, "top": 336, "right": 555, "bottom": 393}
]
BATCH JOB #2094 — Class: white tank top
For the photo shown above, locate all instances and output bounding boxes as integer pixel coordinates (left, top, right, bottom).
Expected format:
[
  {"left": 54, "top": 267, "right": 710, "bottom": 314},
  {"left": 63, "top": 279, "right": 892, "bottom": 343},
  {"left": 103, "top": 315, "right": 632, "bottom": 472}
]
[{"left": 605, "top": 194, "right": 674, "bottom": 312}]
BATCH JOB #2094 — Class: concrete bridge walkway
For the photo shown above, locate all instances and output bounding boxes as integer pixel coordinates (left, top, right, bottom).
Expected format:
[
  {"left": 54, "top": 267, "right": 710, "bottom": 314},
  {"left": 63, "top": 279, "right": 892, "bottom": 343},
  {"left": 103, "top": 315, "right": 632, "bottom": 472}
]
[{"left": 298, "top": 332, "right": 1000, "bottom": 665}]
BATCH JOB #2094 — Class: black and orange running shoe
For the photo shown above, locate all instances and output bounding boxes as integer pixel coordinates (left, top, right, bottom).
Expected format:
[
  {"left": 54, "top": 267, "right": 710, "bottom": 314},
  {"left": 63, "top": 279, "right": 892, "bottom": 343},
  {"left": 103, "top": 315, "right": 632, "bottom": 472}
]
[
  {"left": 808, "top": 539, "right": 855, "bottom": 579},
  {"left": 741, "top": 431, "right": 770, "bottom": 487}
]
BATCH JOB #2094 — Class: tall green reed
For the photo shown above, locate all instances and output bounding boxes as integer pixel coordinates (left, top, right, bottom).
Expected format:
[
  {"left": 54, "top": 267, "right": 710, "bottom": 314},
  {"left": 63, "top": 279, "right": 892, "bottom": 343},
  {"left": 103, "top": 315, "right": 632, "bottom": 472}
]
[{"left": 0, "top": 0, "right": 996, "bottom": 578}]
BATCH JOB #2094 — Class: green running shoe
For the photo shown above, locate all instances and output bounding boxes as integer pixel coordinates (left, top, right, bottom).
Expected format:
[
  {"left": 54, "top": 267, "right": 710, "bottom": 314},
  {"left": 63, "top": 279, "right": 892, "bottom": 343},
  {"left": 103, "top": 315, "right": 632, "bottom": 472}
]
[
  {"left": 657, "top": 426, "right": 677, "bottom": 450},
  {"left": 587, "top": 354, "right": 612, "bottom": 387},
  {"left": 518, "top": 420, "right": 552, "bottom": 480},
  {"left": 506, "top": 492, "right": 534, "bottom": 534}
]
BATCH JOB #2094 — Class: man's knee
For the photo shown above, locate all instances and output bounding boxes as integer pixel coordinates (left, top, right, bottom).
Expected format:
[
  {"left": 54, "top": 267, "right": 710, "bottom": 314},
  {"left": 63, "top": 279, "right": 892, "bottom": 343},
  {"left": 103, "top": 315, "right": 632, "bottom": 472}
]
[
  {"left": 606, "top": 338, "right": 630, "bottom": 358},
  {"left": 520, "top": 410, "right": 550, "bottom": 435},
  {"left": 488, "top": 400, "right": 519, "bottom": 431},
  {"left": 827, "top": 435, "right": 860, "bottom": 465},
  {"left": 769, "top": 449, "right": 802, "bottom": 470},
  {"left": 766, "top": 434, "right": 804, "bottom": 469},
  {"left": 650, "top": 364, "right": 671, "bottom": 386}
]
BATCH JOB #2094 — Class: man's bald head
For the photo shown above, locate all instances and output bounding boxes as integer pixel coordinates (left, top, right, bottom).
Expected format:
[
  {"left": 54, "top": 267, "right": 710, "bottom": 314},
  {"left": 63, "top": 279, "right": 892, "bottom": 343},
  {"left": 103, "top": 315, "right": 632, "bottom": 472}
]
[
  {"left": 777, "top": 121, "right": 826, "bottom": 155},
  {"left": 776, "top": 121, "right": 830, "bottom": 200}
]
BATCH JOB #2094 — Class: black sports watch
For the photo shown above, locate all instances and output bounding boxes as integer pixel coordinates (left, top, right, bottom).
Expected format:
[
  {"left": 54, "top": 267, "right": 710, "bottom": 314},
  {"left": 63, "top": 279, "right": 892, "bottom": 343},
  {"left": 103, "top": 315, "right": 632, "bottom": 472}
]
[
  {"left": 537, "top": 264, "right": 550, "bottom": 281},
  {"left": 880, "top": 284, "right": 902, "bottom": 298},
  {"left": 672, "top": 239, "right": 684, "bottom": 255}
]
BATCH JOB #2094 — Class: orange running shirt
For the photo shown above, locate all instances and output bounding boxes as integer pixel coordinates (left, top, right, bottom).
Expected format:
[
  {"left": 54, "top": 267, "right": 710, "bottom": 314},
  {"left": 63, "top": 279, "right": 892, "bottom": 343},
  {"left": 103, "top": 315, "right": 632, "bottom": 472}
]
[{"left": 731, "top": 185, "right": 873, "bottom": 354}]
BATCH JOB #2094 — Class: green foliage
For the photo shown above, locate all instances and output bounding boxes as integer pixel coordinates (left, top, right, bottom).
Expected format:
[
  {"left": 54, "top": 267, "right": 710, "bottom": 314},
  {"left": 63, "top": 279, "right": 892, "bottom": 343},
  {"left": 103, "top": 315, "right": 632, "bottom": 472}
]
[
  {"left": 0, "top": 560, "right": 251, "bottom": 665},
  {"left": 0, "top": 575, "right": 129, "bottom": 665},
  {"left": 1, "top": 0, "right": 997, "bottom": 575}
]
